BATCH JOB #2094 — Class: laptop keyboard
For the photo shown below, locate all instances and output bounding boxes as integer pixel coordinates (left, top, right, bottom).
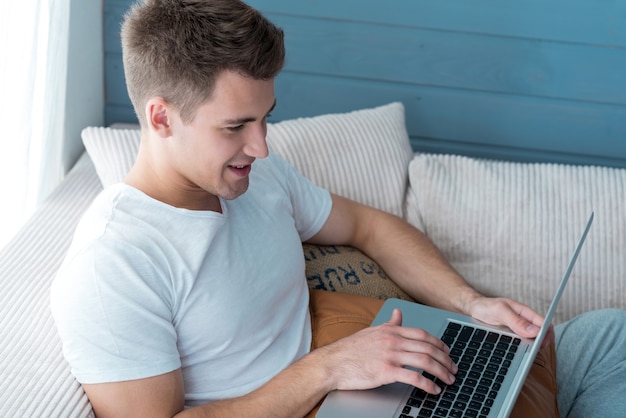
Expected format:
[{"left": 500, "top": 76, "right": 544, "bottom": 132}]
[{"left": 398, "top": 322, "right": 520, "bottom": 418}]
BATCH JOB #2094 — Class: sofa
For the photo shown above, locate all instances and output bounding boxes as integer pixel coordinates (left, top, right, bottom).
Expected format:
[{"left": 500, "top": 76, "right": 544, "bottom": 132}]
[{"left": 1, "top": 102, "right": 624, "bottom": 417}]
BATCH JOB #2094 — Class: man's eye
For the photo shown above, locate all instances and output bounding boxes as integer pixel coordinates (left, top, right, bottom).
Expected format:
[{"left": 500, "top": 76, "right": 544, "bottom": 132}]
[{"left": 228, "top": 125, "right": 245, "bottom": 132}]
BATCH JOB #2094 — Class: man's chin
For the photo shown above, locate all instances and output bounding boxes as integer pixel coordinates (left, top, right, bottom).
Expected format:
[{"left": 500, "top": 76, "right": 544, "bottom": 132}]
[{"left": 219, "top": 184, "right": 249, "bottom": 201}]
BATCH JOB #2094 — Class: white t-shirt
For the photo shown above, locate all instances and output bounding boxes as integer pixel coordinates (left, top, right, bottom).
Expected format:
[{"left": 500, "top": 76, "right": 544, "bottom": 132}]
[{"left": 51, "top": 152, "right": 332, "bottom": 405}]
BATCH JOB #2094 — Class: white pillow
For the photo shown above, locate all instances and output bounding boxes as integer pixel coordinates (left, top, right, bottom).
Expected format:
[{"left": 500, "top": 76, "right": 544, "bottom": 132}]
[
  {"left": 406, "top": 153, "right": 626, "bottom": 323},
  {"left": 267, "top": 102, "right": 413, "bottom": 217},
  {"left": 82, "top": 102, "right": 413, "bottom": 217},
  {"left": 82, "top": 126, "right": 140, "bottom": 187}
]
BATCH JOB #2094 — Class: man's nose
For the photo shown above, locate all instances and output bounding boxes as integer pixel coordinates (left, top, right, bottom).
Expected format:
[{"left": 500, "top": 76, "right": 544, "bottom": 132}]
[{"left": 243, "top": 124, "right": 269, "bottom": 158}]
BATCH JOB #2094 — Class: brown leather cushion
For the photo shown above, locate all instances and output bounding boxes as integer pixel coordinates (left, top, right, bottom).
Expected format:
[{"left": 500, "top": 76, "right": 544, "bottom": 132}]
[
  {"left": 303, "top": 244, "right": 413, "bottom": 301},
  {"left": 510, "top": 342, "right": 560, "bottom": 417}
]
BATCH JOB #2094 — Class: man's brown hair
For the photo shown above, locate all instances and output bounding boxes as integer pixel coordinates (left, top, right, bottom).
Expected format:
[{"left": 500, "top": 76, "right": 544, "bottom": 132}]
[{"left": 121, "top": 0, "right": 285, "bottom": 126}]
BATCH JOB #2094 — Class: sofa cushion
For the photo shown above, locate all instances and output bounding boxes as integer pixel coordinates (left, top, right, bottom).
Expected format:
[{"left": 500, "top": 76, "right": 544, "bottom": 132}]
[
  {"left": 266, "top": 102, "right": 413, "bottom": 217},
  {"left": 82, "top": 127, "right": 140, "bottom": 187},
  {"left": 82, "top": 102, "right": 412, "bottom": 217},
  {"left": 406, "top": 153, "right": 626, "bottom": 323},
  {"left": 303, "top": 244, "right": 413, "bottom": 301}
]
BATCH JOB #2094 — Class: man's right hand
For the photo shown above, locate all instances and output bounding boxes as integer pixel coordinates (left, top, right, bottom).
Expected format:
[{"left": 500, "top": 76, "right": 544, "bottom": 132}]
[{"left": 313, "top": 307, "right": 458, "bottom": 395}]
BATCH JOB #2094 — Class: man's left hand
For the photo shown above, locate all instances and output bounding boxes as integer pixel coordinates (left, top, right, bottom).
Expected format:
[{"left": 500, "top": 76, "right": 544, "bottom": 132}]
[{"left": 466, "top": 297, "right": 555, "bottom": 347}]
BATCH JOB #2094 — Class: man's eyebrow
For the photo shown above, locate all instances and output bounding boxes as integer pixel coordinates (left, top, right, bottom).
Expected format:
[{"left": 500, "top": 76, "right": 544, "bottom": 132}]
[{"left": 222, "top": 100, "right": 277, "bottom": 125}]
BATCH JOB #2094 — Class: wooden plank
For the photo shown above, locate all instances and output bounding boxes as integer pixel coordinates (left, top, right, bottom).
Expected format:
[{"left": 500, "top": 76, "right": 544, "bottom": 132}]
[
  {"left": 104, "top": 54, "right": 129, "bottom": 106},
  {"left": 273, "top": 15, "right": 626, "bottom": 106},
  {"left": 105, "top": 104, "right": 137, "bottom": 126},
  {"left": 270, "top": 73, "right": 626, "bottom": 166},
  {"left": 103, "top": 0, "right": 128, "bottom": 53},
  {"left": 411, "top": 137, "right": 626, "bottom": 168},
  {"left": 248, "top": 0, "right": 626, "bottom": 48}
]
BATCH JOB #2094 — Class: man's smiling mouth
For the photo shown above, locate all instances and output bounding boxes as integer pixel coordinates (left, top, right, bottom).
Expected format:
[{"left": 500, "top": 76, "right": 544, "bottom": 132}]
[{"left": 228, "top": 163, "right": 252, "bottom": 177}]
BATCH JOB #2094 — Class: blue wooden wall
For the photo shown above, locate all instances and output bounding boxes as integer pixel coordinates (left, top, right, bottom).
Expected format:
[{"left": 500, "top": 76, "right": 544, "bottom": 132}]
[{"left": 104, "top": 0, "right": 626, "bottom": 167}]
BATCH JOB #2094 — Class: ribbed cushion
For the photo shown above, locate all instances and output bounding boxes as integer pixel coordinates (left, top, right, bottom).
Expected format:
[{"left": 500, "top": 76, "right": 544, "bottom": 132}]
[
  {"left": 0, "top": 154, "right": 100, "bottom": 417},
  {"left": 82, "top": 126, "right": 140, "bottom": 187},
  {"left": 267, "top": 102, "right": 413, "bottom": 217},
  {"left": 406, "top": 153, "right": 626, "bottom": 323}
]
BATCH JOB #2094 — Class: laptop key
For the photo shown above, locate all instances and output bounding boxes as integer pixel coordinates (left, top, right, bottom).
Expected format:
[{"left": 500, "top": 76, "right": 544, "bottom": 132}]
[
  {"left": 469, "top": 370, "right": 481, "bottom": 379},
  {"left": 475, "top": 356, "right": 488, "bottom": 365},
  {"left": 407, "top": 397, "right": 422, "bottom": 407},
  {"left": 472, "top": 328, "right": 486, "bottom": 341},
  {"left": 469, "top": 400, "right": 482, "bottom": 410},
  {"left": 458, "top": 361, "right": 471, "bottom": 371},
  {"left": 471, "top": 363, "right": 485, "bottom": 373},
  {"left": 457, "top": 394, "right": 471, "bottom": 402},
  {"left": 418, "top": 408, "right": 433, "bottom": 417},
  {"left": 468, "top": 340, "right": 481, "bottom": 349},
  {"left": 475, "top": 385, "right": 489, "bottom": 394},
  {"left": 453, "top": 401, "right": 467, "bottom": 410},
  {"left": 442, "top": 391, "right": 456, "bottom": 401},
  {"left": 434, "top": 407, "right": 449, "bottom": 416},
  {"left": 441, "top": 335, "right": 455, "bottom": 346},
  {"left": 460, "top": 385, "right": 474, "bottom": 395},
  {"left": 472, "top": 393, "right": 486, "bottom": 402},
  {"left": 423, "top": 400, "right": 437, "bottom": 409},
  {"left": 466, "top": 409, "right": 479, "bottom": 417},
  {"left": 458, "top": 326, "right": 474, "bottom": 342},
  {"left": 439, "top": 399, "right": 452, "bottom": 409},
  {"left": 412, "top": 388, "right": 426, "bottom": 399}
]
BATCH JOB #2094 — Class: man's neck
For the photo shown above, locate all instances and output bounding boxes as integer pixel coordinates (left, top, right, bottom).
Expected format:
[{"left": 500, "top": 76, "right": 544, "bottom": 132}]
[{"left": 124, "top": 149, "right": 222, "bottom": 213}]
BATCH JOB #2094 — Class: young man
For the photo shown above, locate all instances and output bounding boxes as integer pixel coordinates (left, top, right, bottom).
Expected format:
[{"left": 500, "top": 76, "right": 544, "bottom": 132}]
[{"left": 51, "top": 1, "right": 626, "bottom": 417}]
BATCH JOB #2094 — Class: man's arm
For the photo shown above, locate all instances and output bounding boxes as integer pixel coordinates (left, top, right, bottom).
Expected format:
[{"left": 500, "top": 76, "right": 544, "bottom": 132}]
[
  {"left": 84, "top": 308, "right": 456, "bottom": 418},
  {"left": 307, "top": 193, "right": 545, "bottom": 339},
  {"left": 83, "top": 354, "right": 329, "bottom": 418}
]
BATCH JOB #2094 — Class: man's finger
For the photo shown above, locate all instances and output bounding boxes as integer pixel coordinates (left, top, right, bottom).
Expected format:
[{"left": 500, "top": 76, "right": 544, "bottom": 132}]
[{"left": 387, "top": 308, "right": 403, "bottom": 326}]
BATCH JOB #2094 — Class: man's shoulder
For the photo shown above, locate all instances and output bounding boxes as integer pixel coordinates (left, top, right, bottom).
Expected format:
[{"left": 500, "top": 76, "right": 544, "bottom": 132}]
[{"left": 66, "top": 184, "right": 173, "bottom": 267}]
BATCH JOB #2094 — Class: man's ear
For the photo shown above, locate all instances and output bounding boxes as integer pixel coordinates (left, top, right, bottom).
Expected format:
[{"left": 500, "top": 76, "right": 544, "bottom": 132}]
[{"left": 145, "top": 98, "right": 174, "bottom": 138}]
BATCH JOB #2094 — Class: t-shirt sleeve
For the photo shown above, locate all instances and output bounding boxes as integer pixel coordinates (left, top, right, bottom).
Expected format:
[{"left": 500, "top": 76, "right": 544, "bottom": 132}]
[
  {"left": 267, "top": 153, "right": 332, "bottom": 242},
  {"left": 51, "top": 240, "right": 181, "bottom": 384}
]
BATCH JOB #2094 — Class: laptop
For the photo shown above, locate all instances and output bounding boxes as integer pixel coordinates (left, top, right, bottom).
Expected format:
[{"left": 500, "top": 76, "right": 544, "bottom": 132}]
[{"left": 317, "top": 212, "right": 594, "bottom": 418}]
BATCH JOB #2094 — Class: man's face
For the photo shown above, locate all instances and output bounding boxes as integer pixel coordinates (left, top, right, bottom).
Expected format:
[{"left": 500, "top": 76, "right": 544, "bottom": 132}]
[{"left": 165, "top": 70, "right": 276, "bottom": 208}]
